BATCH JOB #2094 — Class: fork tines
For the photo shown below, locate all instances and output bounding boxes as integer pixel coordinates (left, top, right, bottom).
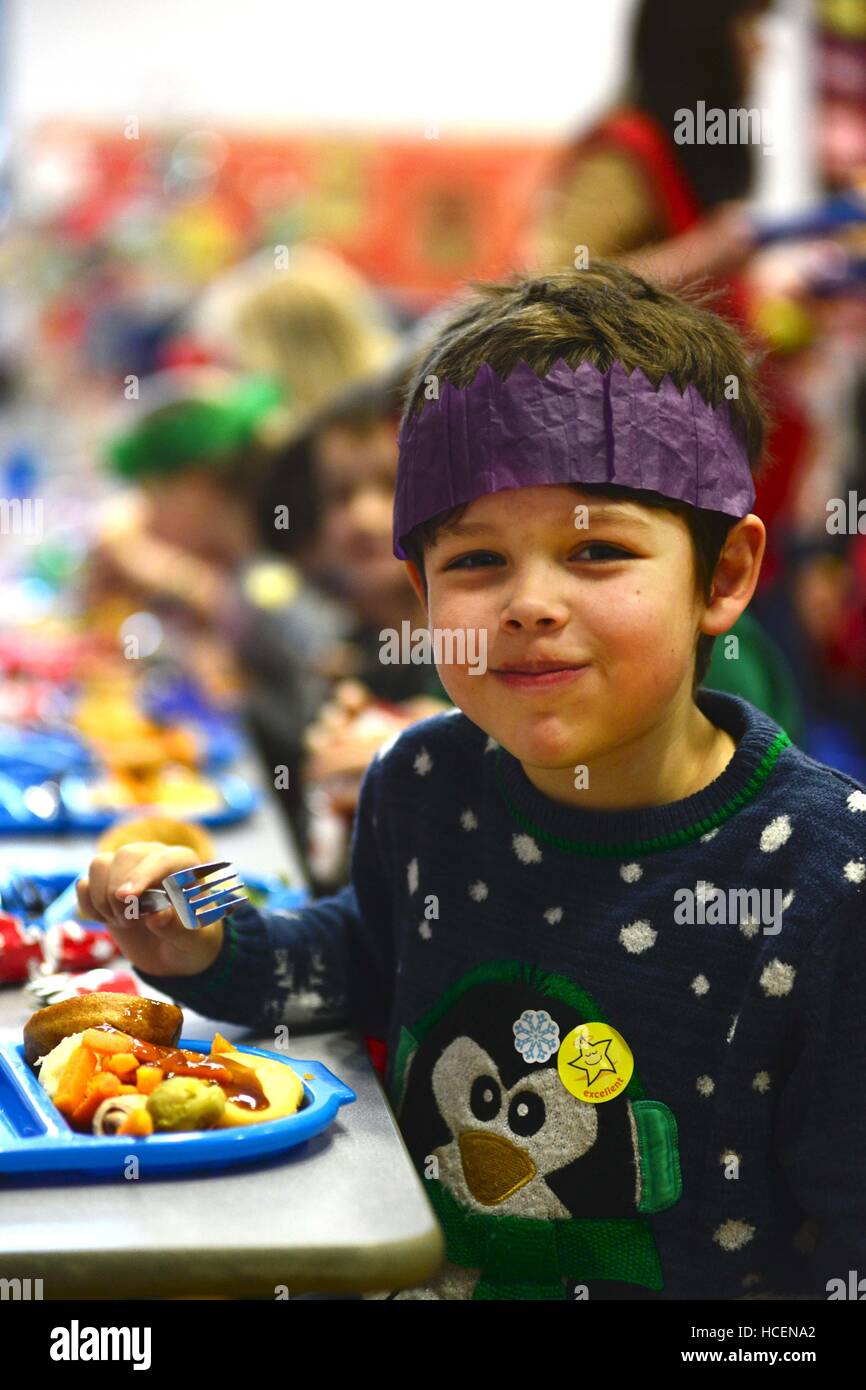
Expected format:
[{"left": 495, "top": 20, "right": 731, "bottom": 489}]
[{"left": 169, "top": 861, "right": 248, "bottom": 929}]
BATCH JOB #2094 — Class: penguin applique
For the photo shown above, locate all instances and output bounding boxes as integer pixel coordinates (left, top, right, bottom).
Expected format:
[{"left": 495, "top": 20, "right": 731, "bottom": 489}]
[{"left": 383, "top": 961, "right": 682, "bottom": 1300}]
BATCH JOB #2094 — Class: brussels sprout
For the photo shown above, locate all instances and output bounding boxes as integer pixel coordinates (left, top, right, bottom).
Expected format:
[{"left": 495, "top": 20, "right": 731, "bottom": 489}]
[{"left": 145, "top": 1076, "right": 226, "bottom": 1131}]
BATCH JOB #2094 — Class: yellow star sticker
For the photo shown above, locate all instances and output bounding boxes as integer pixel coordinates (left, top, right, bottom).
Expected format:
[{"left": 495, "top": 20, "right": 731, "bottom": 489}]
[
  {"left": 557, "top": 1023, "right": 634, "bottom": 1103},
  {"left": 568, "top": 1034, "right": 616, "bottom": 1087}
]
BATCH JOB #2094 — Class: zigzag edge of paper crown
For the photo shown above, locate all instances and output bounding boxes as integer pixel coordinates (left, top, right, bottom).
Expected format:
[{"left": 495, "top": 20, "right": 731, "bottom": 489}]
[
  {"left": 393, "top": 357, "right": 753, "bottom": 558},
  {"left": 399, "top": 358, "right": 746, "bottom": 438}
]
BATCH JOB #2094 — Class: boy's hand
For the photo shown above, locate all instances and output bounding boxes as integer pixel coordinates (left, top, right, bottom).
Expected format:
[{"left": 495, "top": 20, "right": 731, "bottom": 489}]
[{"left": 76, "top": 843, "right": 225, "bottom": 978}]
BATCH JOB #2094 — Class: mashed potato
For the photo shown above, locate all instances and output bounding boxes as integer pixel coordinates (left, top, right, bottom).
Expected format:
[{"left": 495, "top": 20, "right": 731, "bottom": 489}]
[{"left": 35, "top": 1031, "right": 89, "bottom": 1098}]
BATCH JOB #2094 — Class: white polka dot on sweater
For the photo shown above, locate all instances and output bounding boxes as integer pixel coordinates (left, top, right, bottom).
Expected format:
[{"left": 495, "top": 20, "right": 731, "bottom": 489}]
[
  {"left": 843, "top": 859, "right": 865, "bottom": 884},
  {"left": 512, "top": 833, "right": 542, "bottom": 865},
  {"left": 619, "top": 920, "right": 657, "bottom": 954},
  {"left": 740, "top": 915, "right": 760, "bottom": 939},
  {"left": 720, "top": 1149, "right": 741, "bottom": 1167},
  {"left": 752, "top": 1071, "right": 771, "bottom": 1093},
  {"left": 418, "top": 920, "right": 432, "bottom": 941},
  {"left": 713, "top": 1219, "right": 755, "bottom": 1252},
  {"left": 484, "top": 736, "right": 498, "bottom": 754},
  {"left": 727, "top": 1014, "right": 738, "bottom": 1043},
  {"left": 760, "top": 959, "right": 795, "bottom": 997},
  {"left": 696, "top": 1075, "right": 715, "bottom": 1096},
  {"left": 692, "top": 974, "right": 710, "bottom": 996},
  {"left": 413, "top": 747, "right": 433, "bottom": 776},
  {"left": 468, "top": 881, "right": 488, "bottom": 902},
  {"left": 460, "top": 809, "right": 478, "bottom": 831},
  {"left": 700, "top": 828, "right": 720, "bottom": 842},
  {"left": 847, "top": 790, "right": 866, "bottom": 813},
  {"left": 544, "top": 906, "right": 563, "bottom": 925},
  {"left": 695, "top": 880, "right": 716, "bottom": 907},
  {"left": 407, "top": 858, "right": 419, "bottom": 895},
  {"left": 741, "top": 1273, "right": 764, "bottom": 1289},
  {"left": 620, "top": 862, "right": 642, "bottom": 883},
  {"left": 760, "top": 815, "right": 792, "bottom": 852}
]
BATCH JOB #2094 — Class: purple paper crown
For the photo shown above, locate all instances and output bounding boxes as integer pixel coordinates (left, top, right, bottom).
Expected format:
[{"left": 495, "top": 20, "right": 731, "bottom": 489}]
[{"left": 393, "top": 358, "right": 755, "bottom": 559}]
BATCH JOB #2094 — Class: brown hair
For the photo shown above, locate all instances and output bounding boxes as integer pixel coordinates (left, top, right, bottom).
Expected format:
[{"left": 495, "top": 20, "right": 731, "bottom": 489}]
[{"left": 399, "top": 261, "right": 768, "bottom": 687}]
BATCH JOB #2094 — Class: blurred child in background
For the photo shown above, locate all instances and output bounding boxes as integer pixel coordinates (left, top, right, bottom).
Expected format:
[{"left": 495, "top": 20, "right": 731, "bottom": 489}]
[
  {"left": 83, "top": 370, "right": 351, "bottom": 851},
  {"left": 258, "top": 362, "right": 452, "bottom": 883},
  {"left": 192, "top": 241, "right": 400, "bottom": 431}
]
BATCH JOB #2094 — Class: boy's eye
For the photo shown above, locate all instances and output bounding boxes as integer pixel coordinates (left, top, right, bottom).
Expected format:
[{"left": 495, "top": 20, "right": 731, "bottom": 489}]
[
  {"left": 442, "top": 543, "right": 634, "bottom": 571},
  {"left": 443, "top": 551, "right": 502, "bottom": 570},
  {"left": 573, "top": 543, "right": 634, "bottom": 561}
]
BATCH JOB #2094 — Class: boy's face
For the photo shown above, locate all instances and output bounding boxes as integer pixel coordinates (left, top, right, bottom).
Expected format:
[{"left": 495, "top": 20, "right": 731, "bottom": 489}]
[
  {"left": 144, "top": 472, "right": 243, "bottom": 564},
  {"left": 405, "top": 484, "right": 710, "bottom": 771},
  {"left": 315, "top": 421, "right": 402, "bottom": 604}
]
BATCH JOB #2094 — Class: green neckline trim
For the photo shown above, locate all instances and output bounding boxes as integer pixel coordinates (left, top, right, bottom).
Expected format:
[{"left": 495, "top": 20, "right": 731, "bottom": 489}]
[{"left": 494, "top": 729, "right": 791, "bottom": 859}]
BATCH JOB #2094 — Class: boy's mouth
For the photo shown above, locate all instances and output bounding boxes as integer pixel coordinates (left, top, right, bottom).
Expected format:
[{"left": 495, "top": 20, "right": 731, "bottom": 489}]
[{"left": 492, "top": 659, "right": 590, "bottom": 690}]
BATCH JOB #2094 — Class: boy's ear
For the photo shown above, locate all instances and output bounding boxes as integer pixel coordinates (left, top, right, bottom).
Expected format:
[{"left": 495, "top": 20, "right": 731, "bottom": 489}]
[
  {"left": 404, "top": 559, "right": 429, "bottom": 613},
  {"left": 699, "top": 515, "right": 766, "bottom": 638}
]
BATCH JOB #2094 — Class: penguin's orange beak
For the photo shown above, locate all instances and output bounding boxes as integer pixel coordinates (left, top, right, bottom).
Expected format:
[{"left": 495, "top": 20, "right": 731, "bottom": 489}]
[{"left": 459, "top": 1130, "right": 537, "bottom": 1205}]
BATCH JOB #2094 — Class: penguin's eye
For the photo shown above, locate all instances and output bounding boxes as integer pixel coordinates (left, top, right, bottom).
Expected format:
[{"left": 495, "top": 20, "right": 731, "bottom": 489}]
[
  {"left": 508, "top": 1090, "right": 545, "bottom": 1137},
  {"left": 470, "top": 1074, "right": 501, "bottom": 1121}
]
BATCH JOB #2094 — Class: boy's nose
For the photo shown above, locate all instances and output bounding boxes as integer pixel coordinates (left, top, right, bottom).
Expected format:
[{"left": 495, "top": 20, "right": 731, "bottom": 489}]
[{"left": 500, "top": 590, "right": 570, "bottom": 631}]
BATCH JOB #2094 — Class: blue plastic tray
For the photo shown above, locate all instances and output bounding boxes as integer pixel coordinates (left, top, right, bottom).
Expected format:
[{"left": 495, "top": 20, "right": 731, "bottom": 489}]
[
  {"left": 0, "top": 770, "right": 258, "bottom": 835},
  {"left": 58, "top": 770, "right": 259, "bottom": 832},
  {"left": 0, "top": 1039, "right": 355, "bottom": 1177},
  {"left": 139, "top": 673, "right": 247, "bottom": 768}
]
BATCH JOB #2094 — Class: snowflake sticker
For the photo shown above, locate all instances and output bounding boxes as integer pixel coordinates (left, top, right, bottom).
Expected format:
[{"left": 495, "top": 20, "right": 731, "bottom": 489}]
[{"left": 512, "top": 1009, "right": 560, "bottom": 1064}]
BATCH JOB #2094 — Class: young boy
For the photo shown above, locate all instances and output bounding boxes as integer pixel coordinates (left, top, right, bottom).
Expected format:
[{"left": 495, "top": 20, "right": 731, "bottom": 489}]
[{"left": 79, "top": 263, "right": 866, "bottom": 1301}]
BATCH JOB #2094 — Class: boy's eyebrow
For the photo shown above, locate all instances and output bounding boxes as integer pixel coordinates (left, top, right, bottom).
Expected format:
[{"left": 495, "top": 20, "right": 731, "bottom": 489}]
[
  {"left": 575, "top": 504, "right": 654, "bottom": 530},
  {"left": 439, "top": 505, "right": 655, "bottom": 539}
]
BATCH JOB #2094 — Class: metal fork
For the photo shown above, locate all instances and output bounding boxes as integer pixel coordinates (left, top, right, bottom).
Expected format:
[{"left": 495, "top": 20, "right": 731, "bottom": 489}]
[{"left": 137, "top": 861, "right": 248, "bottom": 930}]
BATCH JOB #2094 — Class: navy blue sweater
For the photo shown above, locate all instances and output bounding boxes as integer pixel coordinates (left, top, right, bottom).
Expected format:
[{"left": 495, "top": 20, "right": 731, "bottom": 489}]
[{"left": 139, "top": 690, "right": 866, "bottom": 1300}]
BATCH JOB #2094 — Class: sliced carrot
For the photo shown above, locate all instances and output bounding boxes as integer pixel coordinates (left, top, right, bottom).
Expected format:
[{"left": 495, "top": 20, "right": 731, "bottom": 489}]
[
  {"left": 104, "top": 1052, "right": 139, "bottom": 1077},
  {"left": 54, "top": 1045, "right": 98, "bottom": 1117},
  {"left": 93, "top": 1070, "right": 122, "bottom": 1097},
  {"left": 116, "top": 1108, "right": 154, "bottom": 1136},
  {"left": 69, "top": 1099, "right": 99, "bottom": 1132},
  {"left": 82, "top": 1027, "right": 135, "bottom": 1055},
  {"left": 211, "top": 1031, "right": 233, "bottom": 1055},
  {"left": 135, "top": 1066, "right": 163, "bottom": 1095},
  {"left": 70, "top": 1070, "right": 121, "bottom": 1129}
]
